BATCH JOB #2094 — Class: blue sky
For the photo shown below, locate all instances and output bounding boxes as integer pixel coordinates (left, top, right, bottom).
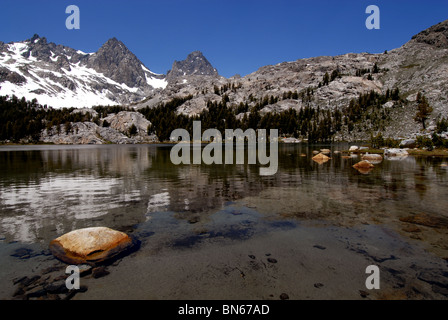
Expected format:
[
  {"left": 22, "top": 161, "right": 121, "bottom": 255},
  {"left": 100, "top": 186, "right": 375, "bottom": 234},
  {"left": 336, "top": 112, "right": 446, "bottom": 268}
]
[{"left": 1, "top": 0, "right": 447, "bottom": 77}]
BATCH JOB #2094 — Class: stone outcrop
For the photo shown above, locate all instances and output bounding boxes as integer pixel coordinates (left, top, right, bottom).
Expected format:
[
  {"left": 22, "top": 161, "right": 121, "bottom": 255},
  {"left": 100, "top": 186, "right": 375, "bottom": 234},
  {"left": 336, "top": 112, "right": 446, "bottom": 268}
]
[
  {"left": 411, "top": 20, "right": 448, "bottom": 48},
  {"left": 399, "top": 139, "right": 416, "bottom": 148},
  {"left": 40, "top": 111, "right": 158, "bottom": 144}
]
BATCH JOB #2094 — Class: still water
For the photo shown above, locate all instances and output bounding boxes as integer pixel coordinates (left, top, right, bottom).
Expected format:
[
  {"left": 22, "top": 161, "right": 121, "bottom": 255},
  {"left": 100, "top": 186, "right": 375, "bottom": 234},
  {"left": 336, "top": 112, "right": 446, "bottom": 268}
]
[
  {"left": 0, "top": 144, "right": 448, "bottom": 299},
  {"left": 0, "top": 144, "right": 447, "bottom": 245}
]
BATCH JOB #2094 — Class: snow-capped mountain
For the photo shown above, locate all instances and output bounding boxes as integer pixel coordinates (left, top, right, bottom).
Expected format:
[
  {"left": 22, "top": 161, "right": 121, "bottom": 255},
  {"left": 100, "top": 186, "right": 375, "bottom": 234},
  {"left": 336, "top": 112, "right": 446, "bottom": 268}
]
[{"left": 0, "top": 35, "right": 167, "bottom": 108}]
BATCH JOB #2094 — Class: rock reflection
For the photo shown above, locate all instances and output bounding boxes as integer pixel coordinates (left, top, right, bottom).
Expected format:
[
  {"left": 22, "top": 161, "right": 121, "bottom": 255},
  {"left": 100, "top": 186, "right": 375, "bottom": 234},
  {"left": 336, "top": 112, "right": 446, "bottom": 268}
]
[{"left": 0, "top": 144, "right": 447, "bottom": 253}]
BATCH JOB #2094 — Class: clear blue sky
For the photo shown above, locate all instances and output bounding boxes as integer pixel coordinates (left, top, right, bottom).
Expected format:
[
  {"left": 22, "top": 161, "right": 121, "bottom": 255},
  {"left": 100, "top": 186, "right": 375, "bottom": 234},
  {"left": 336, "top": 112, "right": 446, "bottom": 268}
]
[{"left": 1, "top": 0, "right": 447, "bottom": 77}]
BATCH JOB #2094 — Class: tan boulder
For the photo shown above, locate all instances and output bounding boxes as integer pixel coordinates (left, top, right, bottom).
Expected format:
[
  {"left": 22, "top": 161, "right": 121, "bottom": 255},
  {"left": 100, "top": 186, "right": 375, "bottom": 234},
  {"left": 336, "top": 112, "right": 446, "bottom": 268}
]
[
  {"left": 353, "top": 160, "right": 375, "bottom": 174},
  {"left": 49, "top": 227, "right": 137, "bottom": 265},
  {"left": 353, "top": 160, "right": 375, "bottom": 169},
  {"left": 312, "top": 153, "right": 330, "bottom": 164}
]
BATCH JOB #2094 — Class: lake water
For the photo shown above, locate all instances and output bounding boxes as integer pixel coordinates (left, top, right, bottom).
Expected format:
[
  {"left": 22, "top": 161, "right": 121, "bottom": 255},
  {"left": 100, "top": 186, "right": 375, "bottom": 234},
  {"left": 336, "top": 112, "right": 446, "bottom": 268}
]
[{"left": 1, "top": 144, "right": 448, "bottom": 300}]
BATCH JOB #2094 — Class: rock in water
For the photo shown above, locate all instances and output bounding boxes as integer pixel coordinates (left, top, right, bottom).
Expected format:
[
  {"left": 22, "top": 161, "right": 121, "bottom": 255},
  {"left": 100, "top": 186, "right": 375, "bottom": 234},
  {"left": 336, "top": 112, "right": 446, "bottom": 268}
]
[
  {"left": 353, "top": 160, "right": 375, "bottom": 174},
  {"left": 49, "top": 227, "right": 137, "bottom": 265},
  {"left": 312, "top": 153, "right": 330, "bottom": 164},
  {"left": 361, "top": 153, "right": 383, "bottom": 164},
  {"left": 353, "top": 160, "right": 375, "bottom": 169},
  {"left": 384, "top": 148, "right": 409, "bottom": 158}
]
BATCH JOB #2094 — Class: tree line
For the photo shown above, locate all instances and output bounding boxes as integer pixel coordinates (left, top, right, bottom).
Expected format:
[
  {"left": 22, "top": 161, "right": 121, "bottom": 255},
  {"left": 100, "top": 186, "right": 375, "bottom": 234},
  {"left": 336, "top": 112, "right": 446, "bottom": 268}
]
[{"left": 0, "top": 87, "right": 444, "bottom": 145}]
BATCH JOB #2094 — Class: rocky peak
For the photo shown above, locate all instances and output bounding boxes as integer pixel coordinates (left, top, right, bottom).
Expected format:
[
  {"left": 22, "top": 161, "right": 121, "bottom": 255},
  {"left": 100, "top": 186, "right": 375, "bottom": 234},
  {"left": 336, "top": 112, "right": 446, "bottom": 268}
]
[
  {"left": 411, "top": 19, "right": 448, "bottom": 48},
  {"left": 29, "top": 34, "right": 44, "bottom": 44},
  {"left": 86, "top": 37, "right": 148, "bottom": 88},
  {"left": 166, "top": 50, "right": 219, "bottom": 82}
]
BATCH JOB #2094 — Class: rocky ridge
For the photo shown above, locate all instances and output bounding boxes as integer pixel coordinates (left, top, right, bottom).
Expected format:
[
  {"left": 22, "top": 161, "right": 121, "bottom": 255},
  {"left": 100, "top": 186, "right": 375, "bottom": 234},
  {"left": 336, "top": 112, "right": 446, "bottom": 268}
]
[
  {"left": 0, "top": 35, "right": 167, "bottom": 108},
  {"left": 133, "top": 20, "right": 448, "bottom": 141}
]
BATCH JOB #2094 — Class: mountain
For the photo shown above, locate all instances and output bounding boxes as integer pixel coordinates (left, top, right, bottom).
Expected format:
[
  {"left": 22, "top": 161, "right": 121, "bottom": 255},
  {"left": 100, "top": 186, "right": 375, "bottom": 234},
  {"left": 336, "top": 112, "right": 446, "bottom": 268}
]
[
  {"left": 1, "top": 20, "right": 448, "bottom": 143},
  {"left": 166, "top": 51, "right": 219, "bottom": 82},
  {"left": 133, "top": 19, "right": 448, "bottom": 141},
  {"left": 0, "top": 35, "right": 167, "bottom": 108}
]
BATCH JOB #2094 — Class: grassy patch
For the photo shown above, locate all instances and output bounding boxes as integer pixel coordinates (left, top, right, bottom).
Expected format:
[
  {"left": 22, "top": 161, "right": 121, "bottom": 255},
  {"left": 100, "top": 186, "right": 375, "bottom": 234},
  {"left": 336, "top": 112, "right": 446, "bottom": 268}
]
[
  {"left": 407, "top": 149, "right": 448, "bottom": 157},
  {"left": 341, "top": 148, "right": 384, "bottom": 154},
  {"left": 401, "top": 63, "right": 420, "bottom": 69}
]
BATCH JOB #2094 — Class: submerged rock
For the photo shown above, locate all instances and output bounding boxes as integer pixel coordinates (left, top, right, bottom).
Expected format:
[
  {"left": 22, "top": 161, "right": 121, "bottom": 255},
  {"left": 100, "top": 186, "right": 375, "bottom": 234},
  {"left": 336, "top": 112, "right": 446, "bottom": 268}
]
[
  {"left": 312, "top": 153, "right": 330, "bottom": 164},
  {"left": 49, "top": 227, "right": 138, "bottom": 265}
]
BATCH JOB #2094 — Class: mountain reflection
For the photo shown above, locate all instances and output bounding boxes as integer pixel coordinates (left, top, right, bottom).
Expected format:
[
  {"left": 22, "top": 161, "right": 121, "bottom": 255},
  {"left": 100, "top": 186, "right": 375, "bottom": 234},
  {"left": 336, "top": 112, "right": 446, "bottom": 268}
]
[{"left": 0, "top": 144, "right": 447, "bottom": 244}]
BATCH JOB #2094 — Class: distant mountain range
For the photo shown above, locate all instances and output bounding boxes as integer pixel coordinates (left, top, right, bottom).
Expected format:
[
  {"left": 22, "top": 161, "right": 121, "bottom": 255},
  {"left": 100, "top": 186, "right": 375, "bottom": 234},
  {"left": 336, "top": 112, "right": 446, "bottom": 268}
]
[
  {"left": 0, "top": 35, "right": 219, "bottom": 108},
  {"left": 1, "top": 19, "right": 448, "bottom": 140}
]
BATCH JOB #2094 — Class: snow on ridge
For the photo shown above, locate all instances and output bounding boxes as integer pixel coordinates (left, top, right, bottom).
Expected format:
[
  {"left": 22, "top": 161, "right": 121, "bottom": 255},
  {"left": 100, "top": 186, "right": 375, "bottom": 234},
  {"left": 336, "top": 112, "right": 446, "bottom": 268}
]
[
  {"left": 145, "top": 73, "right": 167, "bottom": 89},
  {"left": 0, "top": 39, "right": 170, "bottom": 109}
]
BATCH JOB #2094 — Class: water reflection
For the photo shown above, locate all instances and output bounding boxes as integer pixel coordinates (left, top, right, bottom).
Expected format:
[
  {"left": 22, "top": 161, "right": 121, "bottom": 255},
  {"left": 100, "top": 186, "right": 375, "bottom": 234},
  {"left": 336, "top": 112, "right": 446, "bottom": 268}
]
[{"left": 0, "top": 144, "right": 447, "bottom": 249}]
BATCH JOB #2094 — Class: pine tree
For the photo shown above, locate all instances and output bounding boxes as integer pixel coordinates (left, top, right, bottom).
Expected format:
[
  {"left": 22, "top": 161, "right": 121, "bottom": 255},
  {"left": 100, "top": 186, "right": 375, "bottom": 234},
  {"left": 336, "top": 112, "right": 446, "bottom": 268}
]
[
  {"left": 414, "top": 92, "right": 433, "bottom": 129},
  {"left": 323, "top": 72, "right": 330, "bottom": 86},
  {"left": 128, "top": 124, "right": 138, "bottom": 136}
]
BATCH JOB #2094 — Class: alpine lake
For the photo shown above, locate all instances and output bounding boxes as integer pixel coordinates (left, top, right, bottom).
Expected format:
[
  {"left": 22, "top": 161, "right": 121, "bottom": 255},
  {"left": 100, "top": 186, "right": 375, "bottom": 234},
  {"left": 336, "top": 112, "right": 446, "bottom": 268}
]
[{"left": 0, "top": 143, "right": 447, "bottom": 300}]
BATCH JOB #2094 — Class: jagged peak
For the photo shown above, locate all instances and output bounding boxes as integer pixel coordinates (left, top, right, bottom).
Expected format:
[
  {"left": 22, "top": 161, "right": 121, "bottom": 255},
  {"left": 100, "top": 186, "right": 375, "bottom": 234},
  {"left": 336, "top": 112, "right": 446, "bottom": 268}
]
[
  {"left": 100, "top": 37, "right": 127, "bottom": 50},
  {"left": 27, "top": 34, "right": 46, "bottom": 44},
  {"left": 167, "top": 50, "right": 219, "bottom": 81}
]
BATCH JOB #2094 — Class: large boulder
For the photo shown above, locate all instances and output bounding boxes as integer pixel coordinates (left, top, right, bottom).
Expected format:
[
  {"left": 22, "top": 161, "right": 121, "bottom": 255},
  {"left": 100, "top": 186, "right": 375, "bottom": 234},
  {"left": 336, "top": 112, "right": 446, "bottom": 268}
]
[
  {"left": 384, "top": 148, "right": 409, "bottom": 159},
  {"left": 399, "top": 139, "right": 416, "bottom": 148},
  {"left": 49, "top": 227, "right": 138, "bottom": 265}
]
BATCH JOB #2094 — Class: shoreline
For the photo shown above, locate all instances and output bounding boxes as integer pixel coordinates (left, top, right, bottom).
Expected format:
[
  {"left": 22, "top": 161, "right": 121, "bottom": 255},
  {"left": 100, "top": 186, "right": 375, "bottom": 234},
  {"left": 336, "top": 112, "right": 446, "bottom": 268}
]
[{"left": 1, "top": 142, "right": 447, "bottom": 157}]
